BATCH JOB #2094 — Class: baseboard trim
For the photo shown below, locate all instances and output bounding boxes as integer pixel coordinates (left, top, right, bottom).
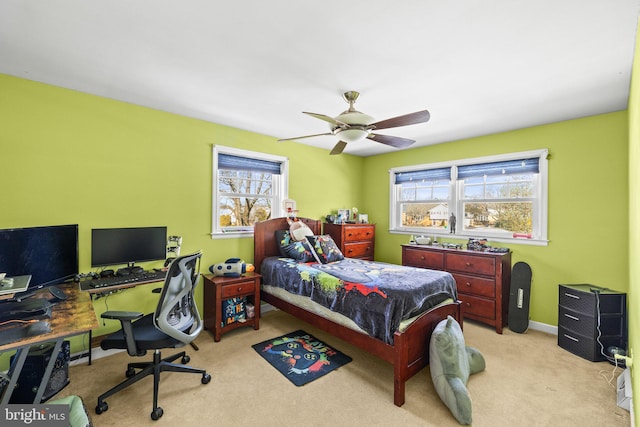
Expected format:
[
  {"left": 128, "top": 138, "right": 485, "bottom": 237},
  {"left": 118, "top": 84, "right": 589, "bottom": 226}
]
[
  {"left": 528, "top": 320, "right": 557, "bottom": 335},
  {"left": 69, "top": 348, "right": 123, "bottom": 366}
]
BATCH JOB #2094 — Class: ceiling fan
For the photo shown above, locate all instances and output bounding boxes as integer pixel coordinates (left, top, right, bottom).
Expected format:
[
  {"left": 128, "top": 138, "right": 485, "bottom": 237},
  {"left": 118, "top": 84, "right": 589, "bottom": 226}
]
[{"left": 278, "top": 91, "right": 430, "bottom": 155}]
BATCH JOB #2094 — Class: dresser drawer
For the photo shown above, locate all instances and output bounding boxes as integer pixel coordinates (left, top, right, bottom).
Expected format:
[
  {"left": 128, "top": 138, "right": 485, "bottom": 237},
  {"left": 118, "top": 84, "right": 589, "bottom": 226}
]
[
  {"left": 221, "top": 280, "right": 256, "bottom": 298},
  {"left": 558, "top": 326, "right": 598, "bottom": 361},
  {"left": 343, "top": 241, "right": 374, "bottom": 258},
  {"left": 558, "top": 286, "right": 596, "bottom": 313},
  {"left": 445, "top": 253, "right": 496, "bottom": 276},
  {"left": 343, "top": 225, "right": 375, "bottom": 242},
  {"left": 459, "top": 293, "right": 495, "bottom": 319},
  {"left": 402, "top": 247, "right": 444, "bottom": 270},
  {"left": 558, "top": 306, "right": 596, "bottom": 336},
  {"left": 452, "top": 273, "right": 495, "bottom": 298}
]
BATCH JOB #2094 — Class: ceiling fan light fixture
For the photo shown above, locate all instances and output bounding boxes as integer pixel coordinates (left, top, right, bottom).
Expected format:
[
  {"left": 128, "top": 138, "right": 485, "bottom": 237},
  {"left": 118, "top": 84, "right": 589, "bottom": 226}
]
[{"left": 339, "top": 128, "right": 369, "bottom": 143}]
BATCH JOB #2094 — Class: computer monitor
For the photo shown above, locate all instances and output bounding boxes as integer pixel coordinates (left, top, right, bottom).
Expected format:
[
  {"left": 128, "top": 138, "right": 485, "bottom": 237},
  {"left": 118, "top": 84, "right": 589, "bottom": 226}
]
[
  {"left": 91, "top": 226, "right": 167, "bottom": 268},
  {"left": 0, "top": 224, "right": 79, "bottom": 291}
]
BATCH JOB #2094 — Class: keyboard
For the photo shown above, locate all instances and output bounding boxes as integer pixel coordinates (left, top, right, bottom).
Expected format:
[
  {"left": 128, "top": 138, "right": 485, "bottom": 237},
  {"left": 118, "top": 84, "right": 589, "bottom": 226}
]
[{"left": 80, "top": 270, "right": 167, "bottom": 291}]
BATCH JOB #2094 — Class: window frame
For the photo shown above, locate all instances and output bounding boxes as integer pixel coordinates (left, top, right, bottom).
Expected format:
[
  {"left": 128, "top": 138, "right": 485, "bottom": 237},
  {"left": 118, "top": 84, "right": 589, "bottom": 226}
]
[
  {"left": 212, "top": 145, "right": 289, "bottom": 239},
  {"left": 389, "top": 149, "right": 548, "bottom": 246}
]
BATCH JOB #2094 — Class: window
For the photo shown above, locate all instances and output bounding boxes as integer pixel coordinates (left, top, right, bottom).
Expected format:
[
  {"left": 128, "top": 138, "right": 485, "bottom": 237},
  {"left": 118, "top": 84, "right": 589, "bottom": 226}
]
[
  {"left": 212, "top": 146, "right": 288, "bottom": 238},
  {"left": 389, "top": 149, "right": 548, "bottom": 245}
]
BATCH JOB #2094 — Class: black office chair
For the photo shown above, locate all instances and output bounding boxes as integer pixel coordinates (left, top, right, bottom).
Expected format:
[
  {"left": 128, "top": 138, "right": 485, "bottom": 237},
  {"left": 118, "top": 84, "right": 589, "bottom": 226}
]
[{"left": 95, "top": 251, "right": 211, "bottom": 421}]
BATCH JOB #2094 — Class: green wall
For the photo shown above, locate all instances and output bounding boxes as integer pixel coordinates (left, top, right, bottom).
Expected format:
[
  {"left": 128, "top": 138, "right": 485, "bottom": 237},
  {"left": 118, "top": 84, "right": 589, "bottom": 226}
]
[
  {"left": 0, "top": 72, "right": 633, "bottom": 399},
  {"left": 0, "top": 74, "right": 364, "bottom": 356},
  {"left": 627, "top": 18, "right": 639, "bottom": 423},
  {"left": 363, "top": 111, "right": 629, "bottom": 327}
]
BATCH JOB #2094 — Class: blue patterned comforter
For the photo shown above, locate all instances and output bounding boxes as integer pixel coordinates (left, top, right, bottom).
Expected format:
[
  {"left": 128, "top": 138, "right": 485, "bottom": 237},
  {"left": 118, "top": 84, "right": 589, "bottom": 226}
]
[{"left": 260, "top": 257, "right": 457, "bottom": 344}]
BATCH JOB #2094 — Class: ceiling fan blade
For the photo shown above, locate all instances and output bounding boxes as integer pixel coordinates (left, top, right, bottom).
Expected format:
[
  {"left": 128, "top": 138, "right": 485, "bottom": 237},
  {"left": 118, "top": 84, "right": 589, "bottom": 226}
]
[
  {"left": 330, "top": 140, "right": 348, "bottom": 155},
  {"left": 367, "top": 133, "right": 415, "bottom": 149},
  {"left": 303, "top": 112, "right": 348, "bottom": 128},
  {"left": 278, "top": 132, "right": 334, "bottom": 142},
  {"left": 369, "top": 110, "right": 430, "bottom": 130}
]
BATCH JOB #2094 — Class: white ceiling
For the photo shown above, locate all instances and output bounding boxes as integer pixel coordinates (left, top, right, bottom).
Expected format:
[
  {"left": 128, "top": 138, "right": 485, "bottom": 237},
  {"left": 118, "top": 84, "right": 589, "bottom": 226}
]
[{"left": 1, "top": 1, "right": 639, "bottom": 156}]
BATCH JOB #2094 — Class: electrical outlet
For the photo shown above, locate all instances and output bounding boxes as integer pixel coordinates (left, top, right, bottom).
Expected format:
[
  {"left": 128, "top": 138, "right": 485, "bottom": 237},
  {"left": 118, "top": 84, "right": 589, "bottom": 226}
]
[{"left": 615, "top": 353, "right": 633, "bottom": 368}]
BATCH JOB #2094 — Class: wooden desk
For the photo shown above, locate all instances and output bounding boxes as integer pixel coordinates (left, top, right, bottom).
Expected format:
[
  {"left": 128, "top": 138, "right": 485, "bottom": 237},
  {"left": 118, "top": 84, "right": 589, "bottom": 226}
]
[{"left": 0, "top": 283, "right": 98, "bottom": 404}]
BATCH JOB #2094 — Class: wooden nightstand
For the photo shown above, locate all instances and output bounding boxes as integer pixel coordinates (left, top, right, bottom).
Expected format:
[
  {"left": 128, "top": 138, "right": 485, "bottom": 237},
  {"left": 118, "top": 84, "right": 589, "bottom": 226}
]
[{"left": 203, "top": 272, "right": 261, "bottom": 342}]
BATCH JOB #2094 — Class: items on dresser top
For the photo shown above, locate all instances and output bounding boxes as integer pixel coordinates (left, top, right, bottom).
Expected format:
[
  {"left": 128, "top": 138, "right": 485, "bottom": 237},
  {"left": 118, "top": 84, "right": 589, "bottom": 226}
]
[
  {"left": 323, "top": 222, "right": 375, "bottom": 260},
  {"left": 402, "top": 244, "right": 511, "bottom": 333},
  {"left": 558, "top": 284, "right": 627, "bottom": 362}
]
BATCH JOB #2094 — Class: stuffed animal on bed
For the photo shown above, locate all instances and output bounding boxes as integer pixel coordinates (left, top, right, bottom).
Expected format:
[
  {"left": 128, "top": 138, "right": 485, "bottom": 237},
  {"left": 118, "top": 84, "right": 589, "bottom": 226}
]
[
  {"left": 429, "top": 315, "right": 485, "bottom": 425},
  {"left": 287, "top": 217, "right": 314, "bottom": 242}
]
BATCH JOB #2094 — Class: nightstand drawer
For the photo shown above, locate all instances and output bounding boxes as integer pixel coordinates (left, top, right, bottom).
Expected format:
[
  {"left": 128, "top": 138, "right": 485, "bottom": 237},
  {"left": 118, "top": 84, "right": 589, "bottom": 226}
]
[
  {"left": 452, "top": 273, "right": 495, "bottom": 298},
  {"left": 459, "top": 293, "right": 495, "bottom": 319},
  {"left": 446, "top": 254, "right": 496, "bottom": 276},
  {"left": 402, "top": 247, "right": 444, "bottom": 270},
  {"left": 343, "top": 225, "right": 375, "bottom": 242},
  {"left": 221, "top": 281, "right": 256, "bottom": 298},
  {"left": 343, "top": 241, "right": 374, "bottom": 258}
]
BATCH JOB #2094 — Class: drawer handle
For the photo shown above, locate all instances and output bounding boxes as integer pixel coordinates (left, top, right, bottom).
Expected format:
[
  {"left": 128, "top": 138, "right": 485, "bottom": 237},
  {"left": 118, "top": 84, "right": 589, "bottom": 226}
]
[
  {"left": 347, "top": 233, "right": 353, "bottom": 237},
  {"left": 564, "top": 292, "right": 580, "bottom": 300},
  {"left": 465, "top": 302, "right": 471, "bottom": 307},
  {"left": 563, "top": 313, "right": 579, "bottom": 321},
  {"left": 237, "top": 287, "right": 243, "bottom": 292},
  {"left": 465, "top": 262, "right": 472, "bottom": 267},
  {"left": 465, "top": 282, "right": 471, "bottom": 287},
  {"left": 563, "top": 334, "right": 579, "bottom": 343},
  {"left": 420, "top": 256, "right": 425, "bottom": 260}
]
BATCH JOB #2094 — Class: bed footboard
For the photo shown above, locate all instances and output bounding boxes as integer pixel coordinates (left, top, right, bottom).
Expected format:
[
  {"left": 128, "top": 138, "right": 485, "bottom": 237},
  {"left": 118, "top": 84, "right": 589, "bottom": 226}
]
[{"left": 392, "top": 300, "right": 462, "bottom": 406}]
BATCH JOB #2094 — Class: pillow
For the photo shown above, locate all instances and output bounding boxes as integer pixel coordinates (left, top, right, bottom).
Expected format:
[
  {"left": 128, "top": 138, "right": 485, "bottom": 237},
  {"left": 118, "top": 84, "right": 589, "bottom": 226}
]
[
  {"left": 306, "top": 235, "right": 345, "bottom": 264},
  {"left": 275, "top": 230, "right": 318, "bottom": 263},
  {"left": 428, "top": 315, "right": 485, "bottom": 425}
]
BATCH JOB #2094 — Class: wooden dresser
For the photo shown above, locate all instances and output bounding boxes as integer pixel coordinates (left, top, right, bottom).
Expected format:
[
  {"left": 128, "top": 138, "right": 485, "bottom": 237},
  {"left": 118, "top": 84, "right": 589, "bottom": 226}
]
[
  {"left": 402, "top": 244, "right": 511, "bottom": 333},
  {"left": 323, "top": 223, "right": 375, "bottom": 260}
]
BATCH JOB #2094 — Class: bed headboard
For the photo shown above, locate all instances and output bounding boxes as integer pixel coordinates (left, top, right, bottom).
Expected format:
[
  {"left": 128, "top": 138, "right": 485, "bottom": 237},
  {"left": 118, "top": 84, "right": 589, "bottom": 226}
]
[{"left": 253, "top": 217, "right": 321, "bottom": 274}]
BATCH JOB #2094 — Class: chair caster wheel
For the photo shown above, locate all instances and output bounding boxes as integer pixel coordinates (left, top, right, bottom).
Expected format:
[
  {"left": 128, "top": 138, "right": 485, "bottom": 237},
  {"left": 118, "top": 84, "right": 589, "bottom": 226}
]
[
  {"left": 202, "top": 373, "right": 212, "bottom": 384},
  {"left": 181, "top": 355, "right": 190, "bottom": 364},
  {"left": 95, "top": 401, "right": 108, "bottom": 414},
  {"left": 151, "top": 407, "right": 164, "bottom": 420},
  {"left": 126, "top": 367, "right": 136, "bottom": 378}
]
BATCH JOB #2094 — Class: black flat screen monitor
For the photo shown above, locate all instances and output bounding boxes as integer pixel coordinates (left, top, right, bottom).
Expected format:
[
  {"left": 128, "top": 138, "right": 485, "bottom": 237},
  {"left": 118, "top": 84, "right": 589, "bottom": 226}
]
[
  {"left": 0, "top": 224, "right": 79, "bottom": 290},
  {"left": 91, "top": 226, "right": 167, "bottom": 268}
]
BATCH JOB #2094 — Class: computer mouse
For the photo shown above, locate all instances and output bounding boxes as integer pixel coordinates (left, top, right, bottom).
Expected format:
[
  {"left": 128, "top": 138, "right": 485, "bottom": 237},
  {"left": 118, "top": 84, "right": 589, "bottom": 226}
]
[{"left": 49, "top": 286, "right": 68, "bottom": 301}]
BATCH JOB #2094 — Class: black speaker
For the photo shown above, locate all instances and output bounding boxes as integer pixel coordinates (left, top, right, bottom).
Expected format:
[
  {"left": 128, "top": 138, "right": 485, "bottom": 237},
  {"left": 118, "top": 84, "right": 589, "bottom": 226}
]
[{"left": 9, "top": 340, "right": 70, "bottom": 403}]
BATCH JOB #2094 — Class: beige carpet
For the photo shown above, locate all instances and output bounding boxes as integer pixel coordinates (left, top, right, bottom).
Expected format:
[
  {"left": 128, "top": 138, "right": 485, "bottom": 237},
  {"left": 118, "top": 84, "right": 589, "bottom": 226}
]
[{"left": 58, "top": 310, "right": 631, "bottom": 426}]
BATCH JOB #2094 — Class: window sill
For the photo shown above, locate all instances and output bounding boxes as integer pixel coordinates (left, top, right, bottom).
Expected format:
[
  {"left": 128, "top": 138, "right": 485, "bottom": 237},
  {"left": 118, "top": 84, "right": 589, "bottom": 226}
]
[{"left": 210, "top": 231, "right": 254, "bottom": 240}]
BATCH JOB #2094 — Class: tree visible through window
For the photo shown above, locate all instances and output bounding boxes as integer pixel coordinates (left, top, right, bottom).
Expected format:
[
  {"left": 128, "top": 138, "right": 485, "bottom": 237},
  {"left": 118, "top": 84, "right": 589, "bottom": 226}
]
[
  {"left": 212, "top": 146, "right": 288, "bottom": 237},
  {"left": 390, "top": 150, "right": 548, "bottom": 244}
]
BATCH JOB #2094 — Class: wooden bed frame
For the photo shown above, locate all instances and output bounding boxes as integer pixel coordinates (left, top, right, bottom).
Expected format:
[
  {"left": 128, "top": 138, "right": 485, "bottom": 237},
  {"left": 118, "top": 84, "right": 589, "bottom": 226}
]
[{"left": 254, "top": 217, "right": 462, "bottom": 406}]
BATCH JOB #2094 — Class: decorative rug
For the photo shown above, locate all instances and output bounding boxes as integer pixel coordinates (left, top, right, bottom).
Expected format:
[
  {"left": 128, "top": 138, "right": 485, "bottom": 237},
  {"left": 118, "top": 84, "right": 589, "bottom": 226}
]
[{"left": 252, "top": 329, "right": 352, "bottom": 386}]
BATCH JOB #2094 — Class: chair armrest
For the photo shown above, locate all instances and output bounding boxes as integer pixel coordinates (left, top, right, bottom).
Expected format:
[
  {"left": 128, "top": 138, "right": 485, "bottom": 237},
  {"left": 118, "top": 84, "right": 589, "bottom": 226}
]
[
  {"left": 101, "top": 311, "right": 144, "bottom": 321},
  {"left": 100, "top": 311, "right": 145, "bottom": 357}
]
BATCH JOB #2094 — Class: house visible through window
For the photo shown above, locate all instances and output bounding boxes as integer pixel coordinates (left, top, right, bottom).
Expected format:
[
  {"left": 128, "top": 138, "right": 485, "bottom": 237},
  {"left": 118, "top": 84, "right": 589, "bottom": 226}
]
[
  {"left": 389, "top": 149, "right": 548, "bottom": 245},
  {"left": 212, "top": 146, "right": 288, "bottom": 238}
]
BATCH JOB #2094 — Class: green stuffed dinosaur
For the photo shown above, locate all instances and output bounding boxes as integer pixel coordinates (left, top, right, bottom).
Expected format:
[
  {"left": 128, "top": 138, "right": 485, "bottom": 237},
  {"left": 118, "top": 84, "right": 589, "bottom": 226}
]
[{"left": 429, "top": 315, "right": 485, "bottom": 425}]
